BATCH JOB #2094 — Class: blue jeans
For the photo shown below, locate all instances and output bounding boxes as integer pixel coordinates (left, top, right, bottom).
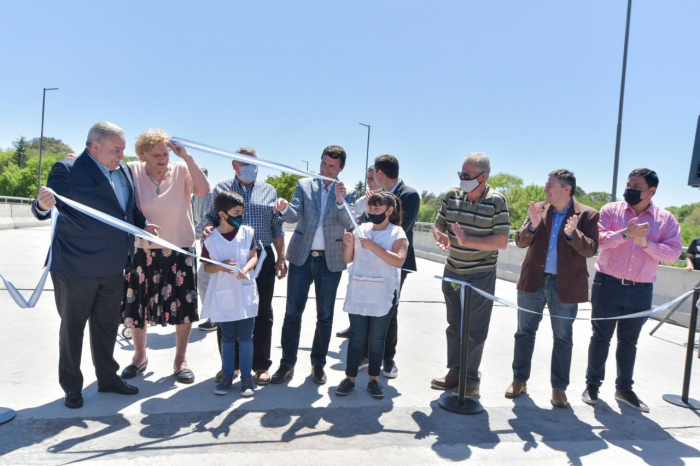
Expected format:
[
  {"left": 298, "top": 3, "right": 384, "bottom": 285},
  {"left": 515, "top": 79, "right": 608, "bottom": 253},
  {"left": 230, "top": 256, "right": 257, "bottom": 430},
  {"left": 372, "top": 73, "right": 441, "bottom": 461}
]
[
  {"left": 513, "top": 276, "right": 578, "bottom": 390},
  {"left": 220, "top": 317, "right": 255, "bottom": 379},
  {"left": 346, "top": 294, "right": 396, "bottom": 377},
  {"left": 442, "top": 267, "right": 496, "bottom": 388},
  {"left": 280, "top": 255, "right": 343, "bottom": 368},
  {"left": 586, "top": 272, "right": 653, "bottom": 390}
]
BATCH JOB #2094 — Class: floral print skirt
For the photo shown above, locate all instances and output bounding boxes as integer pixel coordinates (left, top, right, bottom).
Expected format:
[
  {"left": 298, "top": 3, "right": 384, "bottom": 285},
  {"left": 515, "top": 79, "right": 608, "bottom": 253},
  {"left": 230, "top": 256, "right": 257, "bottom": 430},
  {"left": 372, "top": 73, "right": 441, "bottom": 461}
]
[{"left": 121, "top": 247, "right": 199, "bottom": 328}]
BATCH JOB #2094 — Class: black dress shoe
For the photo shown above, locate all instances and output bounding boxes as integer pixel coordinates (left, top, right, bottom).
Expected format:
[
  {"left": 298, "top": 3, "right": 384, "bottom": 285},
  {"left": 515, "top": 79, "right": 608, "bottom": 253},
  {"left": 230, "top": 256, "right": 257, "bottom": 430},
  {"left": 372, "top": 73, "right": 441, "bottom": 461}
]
[
  {"left": 270, "top": 365, "right": 294, "bottom": 384},
  {"left": 98, "top": 379, "right": 139, "bottom": 395},
  {"left": 64, "top": 392, "right": 83, "bottom": 409},
  {"left": 121, "top": 359, "right": 148, "bottom": 379},
  {"left": 336, "top": 327, "right": 351, "bottom": 338},
  {"left": 312, "top": 365, "right": 327, "bottom": 385}
]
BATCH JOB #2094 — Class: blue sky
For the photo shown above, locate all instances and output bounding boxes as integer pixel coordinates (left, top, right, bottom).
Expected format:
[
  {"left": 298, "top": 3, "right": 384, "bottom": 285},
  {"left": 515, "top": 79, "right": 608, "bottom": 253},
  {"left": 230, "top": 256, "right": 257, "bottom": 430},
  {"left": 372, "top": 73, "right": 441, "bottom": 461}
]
[{"left": 1, "top": 1, "right": 699, "bottom": 208}]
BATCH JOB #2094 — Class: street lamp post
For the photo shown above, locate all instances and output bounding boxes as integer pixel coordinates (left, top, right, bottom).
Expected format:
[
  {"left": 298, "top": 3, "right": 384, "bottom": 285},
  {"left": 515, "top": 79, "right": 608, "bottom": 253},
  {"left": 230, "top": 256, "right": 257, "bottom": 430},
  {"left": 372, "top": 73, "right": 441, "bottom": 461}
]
[
  {"left": 301, "top": 160, "right": 309, "bottom": 171},
  {"left": 359, "top": 123, "right": 371, "bottom": 175},
  {"left": 37, "top": 87, "right": 59, "bottom": 195},
  {"left": 611, "top": 0, "right": 632, "bottom": 202}
]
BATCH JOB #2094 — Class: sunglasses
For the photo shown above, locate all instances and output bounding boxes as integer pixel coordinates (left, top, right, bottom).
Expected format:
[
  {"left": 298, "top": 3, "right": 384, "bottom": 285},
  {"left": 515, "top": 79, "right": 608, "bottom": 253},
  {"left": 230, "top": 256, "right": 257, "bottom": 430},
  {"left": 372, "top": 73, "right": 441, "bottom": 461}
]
[{"left": 457, "top": 171, "right": 483, "bottom": 181}]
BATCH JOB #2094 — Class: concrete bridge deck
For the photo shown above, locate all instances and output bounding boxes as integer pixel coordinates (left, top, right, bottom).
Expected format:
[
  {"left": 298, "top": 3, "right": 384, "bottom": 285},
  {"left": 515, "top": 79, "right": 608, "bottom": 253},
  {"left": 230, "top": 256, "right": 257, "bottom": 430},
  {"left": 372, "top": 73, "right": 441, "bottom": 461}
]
[{"left": 1, "top": 226, "right": 700, "bottom": 464}]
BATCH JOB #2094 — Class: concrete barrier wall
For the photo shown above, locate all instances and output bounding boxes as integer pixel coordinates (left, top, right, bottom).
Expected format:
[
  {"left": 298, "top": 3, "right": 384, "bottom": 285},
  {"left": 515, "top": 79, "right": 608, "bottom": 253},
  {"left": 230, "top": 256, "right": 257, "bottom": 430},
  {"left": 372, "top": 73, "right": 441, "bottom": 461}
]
[
  {"left": 0, "top": 204, "right": 50, "bottom": 230},
  {"left": 413, "top": 230, "right": 698, "bottom": 326}
]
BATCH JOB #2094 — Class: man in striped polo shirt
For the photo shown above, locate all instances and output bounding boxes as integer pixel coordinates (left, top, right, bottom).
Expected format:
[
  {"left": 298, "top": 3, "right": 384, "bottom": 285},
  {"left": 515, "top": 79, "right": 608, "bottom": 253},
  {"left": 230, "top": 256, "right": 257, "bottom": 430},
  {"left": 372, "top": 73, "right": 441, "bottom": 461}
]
[
  {"left": 582, "top": 168, "right": 682, "bottom": 412},
  {"left": 430, "top": 152, "right": 510, "bottom": 397}
]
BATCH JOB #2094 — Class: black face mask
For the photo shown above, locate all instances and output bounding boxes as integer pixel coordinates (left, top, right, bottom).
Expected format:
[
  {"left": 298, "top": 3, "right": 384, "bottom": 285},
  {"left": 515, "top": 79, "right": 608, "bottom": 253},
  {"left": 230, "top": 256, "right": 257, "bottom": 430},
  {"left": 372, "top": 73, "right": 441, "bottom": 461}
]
[
  {"left": 623, "top": 188, "right": 644, "bottom": 206},
  {"left": 225, "top": 214, "right": 243, "bottom": 228},
  {"left": 367, "top": 212, "right": 387, "bottom": 225}
]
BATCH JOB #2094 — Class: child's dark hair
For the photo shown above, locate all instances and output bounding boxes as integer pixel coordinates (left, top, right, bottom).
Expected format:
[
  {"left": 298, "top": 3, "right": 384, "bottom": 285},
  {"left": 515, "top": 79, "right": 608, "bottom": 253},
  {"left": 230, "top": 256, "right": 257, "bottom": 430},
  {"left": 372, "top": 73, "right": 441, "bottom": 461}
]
[
  {"left": 215, "top": 191, "right": 245, "bottom": 214},
  {"left": 367, "top": 192, "right": 402, "bottom": 226}
]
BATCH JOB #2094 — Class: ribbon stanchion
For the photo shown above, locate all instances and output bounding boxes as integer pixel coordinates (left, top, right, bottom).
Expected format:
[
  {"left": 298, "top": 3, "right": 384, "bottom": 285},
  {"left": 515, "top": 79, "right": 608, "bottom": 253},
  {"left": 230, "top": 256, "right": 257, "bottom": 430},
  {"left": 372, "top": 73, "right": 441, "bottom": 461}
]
[
  {"left": 438, "top": 283, "right": 483, "bottom": 415},
  {"left": 663, "top": 289, "right": 700, "bottom": 409}
]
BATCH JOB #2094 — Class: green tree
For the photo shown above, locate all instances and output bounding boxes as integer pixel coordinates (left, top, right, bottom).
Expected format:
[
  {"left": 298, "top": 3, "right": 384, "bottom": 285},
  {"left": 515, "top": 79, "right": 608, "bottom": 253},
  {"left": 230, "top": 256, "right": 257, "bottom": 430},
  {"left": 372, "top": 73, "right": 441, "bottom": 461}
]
[
  {"left": 12, "top": 136, "right": 29, "bottom": 169},
  {"left": 418, "top": 191, "right": 445, "bottom": 222},
  {"left": 355, "top": 180, "right": 366, "bottom": 198},
  {"left": 265, "top": 173, "right": 303, "bottom": 201},
  {"left": 28, "top": 137, "right": 73, "bottom": 155},
  {"left": 0, "top": 153, "right": 65, "bottom": 198}
]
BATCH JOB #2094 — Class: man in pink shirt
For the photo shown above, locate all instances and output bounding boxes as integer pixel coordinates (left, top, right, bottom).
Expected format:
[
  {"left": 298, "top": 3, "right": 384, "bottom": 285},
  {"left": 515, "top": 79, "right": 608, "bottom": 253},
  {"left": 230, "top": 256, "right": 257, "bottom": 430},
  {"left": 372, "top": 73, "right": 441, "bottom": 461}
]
[{"left": 582, "top": 168, "right": 682, "bottom": 412}]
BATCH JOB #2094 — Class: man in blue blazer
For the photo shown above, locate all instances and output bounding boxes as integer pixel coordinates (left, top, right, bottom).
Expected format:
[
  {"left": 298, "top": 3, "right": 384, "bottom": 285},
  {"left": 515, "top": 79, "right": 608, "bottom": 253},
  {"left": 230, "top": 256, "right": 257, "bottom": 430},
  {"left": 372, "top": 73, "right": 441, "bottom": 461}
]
[
  {"left": 270, "top": 145, "right": 355, "bottom": 385},
  {"left": 33, "top": 122, "right": 159, "bottom": 409}
]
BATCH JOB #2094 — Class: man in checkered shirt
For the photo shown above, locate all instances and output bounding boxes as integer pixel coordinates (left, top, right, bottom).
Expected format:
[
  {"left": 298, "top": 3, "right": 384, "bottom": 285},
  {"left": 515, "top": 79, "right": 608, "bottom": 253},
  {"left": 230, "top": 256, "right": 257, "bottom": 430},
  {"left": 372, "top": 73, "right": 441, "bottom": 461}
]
[{"left": 201, "top": 146, "right": 287, "bottom": 386}]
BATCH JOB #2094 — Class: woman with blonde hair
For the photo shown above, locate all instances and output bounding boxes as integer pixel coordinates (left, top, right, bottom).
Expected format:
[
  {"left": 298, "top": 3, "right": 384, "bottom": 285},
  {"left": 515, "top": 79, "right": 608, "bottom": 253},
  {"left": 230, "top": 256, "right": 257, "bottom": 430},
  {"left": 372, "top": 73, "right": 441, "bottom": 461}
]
[{"left": 121, "top": 128, "right": 210, "bottom": 384}]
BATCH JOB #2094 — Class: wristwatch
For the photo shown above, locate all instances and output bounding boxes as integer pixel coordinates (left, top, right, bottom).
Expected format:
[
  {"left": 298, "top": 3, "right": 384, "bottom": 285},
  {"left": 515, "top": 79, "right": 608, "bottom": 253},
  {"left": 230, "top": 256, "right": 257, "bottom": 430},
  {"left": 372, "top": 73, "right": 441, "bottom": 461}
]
[{"left": 622, "top": 229, "right": 630, "bottom": 240}]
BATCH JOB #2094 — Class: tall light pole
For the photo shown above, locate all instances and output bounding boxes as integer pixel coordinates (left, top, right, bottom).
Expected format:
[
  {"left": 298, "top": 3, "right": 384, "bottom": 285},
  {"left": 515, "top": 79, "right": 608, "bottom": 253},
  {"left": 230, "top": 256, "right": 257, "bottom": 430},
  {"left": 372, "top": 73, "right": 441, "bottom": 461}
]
[
  {"left": 359, "top": 123, "right": 371, "bottom": 175},
  {"left": 611, "top": 0, "right": 632, "bottom": 201},
  {"left": 37, "top": 87, "right": 59, "bottom": 195},
  {"left": 301, "top": 160, "right": 309, "bottom": 171}
]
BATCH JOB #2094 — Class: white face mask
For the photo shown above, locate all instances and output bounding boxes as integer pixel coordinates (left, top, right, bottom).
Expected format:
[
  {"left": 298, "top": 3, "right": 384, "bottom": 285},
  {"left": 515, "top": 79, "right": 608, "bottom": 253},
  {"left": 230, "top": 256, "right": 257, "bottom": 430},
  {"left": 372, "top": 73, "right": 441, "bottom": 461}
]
[
  {"left": 460, "top": 178, "right": 481, "bottom": 193},
  {"left": 238, "top": 165, "right": 258, "bottom": 183}
]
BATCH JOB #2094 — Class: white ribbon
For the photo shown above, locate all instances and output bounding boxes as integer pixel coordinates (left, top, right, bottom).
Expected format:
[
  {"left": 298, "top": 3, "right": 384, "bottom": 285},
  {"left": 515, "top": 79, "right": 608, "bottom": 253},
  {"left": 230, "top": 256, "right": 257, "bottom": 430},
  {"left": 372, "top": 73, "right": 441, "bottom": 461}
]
[
  {"left": 0, "top": 209, "right": 57, "bottom": 308},
  {"left": 170, "top": 137, "right": 361, "bottom": 236},
  {"left": 53, "top": 192, "right": 266, "bottom": 280}
]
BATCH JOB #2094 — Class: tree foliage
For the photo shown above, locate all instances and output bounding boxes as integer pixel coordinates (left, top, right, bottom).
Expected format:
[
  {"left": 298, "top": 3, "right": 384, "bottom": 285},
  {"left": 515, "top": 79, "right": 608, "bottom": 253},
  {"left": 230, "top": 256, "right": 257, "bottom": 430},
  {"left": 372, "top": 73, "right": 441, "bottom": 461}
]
[
  {"left": 265, "top": 173, "right": 303, "bottom": 202},
  {"left": 355, "top": 180, "right": 366, "bottom": 198},
  {"left": 28, "top": 136, "right": 73, "bottom": 155},
  {"left": 12, "top": 136, "right": 29, "bottom": 168}
]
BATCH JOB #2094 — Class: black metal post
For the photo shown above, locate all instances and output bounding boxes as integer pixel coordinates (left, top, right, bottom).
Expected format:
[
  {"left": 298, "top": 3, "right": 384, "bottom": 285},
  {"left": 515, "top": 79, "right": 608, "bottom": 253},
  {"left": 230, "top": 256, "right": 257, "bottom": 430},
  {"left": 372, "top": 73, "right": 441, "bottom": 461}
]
[
  {"left": 663, "top": 286, "right": 700, "bottom": 409},
  {"left": 439, "top": 285, "right": 484, "bottom": 414},
  {"left": 37, "top": 87, "right": 58, "bottom": 196},
  {"left": 359, "top": 123, "right": 370, "bottom": 174},
  {"left": 611, "top": 0, "right": 632, "bottom": 201}
]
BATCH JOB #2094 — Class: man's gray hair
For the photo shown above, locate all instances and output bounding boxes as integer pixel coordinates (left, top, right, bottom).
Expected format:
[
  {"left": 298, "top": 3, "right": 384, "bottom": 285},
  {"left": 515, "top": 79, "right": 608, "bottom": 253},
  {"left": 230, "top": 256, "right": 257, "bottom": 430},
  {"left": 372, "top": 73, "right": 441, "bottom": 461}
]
[
  {"left": 463, "top": 152, "right": 491, "bottom": 175},
  {"left": 237, "top": 146, "right": 257, "bottom": 156},
  {"left": 86, "top": 122, "right": 124, "bottom": 147}
]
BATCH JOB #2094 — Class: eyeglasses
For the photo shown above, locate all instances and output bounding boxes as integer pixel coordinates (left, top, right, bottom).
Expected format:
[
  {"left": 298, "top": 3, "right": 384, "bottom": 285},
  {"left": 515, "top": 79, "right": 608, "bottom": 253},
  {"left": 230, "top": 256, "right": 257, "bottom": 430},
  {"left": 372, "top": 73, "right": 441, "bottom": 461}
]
[{"left": 457, "top": 171, "right": 483, "bottom": 181}]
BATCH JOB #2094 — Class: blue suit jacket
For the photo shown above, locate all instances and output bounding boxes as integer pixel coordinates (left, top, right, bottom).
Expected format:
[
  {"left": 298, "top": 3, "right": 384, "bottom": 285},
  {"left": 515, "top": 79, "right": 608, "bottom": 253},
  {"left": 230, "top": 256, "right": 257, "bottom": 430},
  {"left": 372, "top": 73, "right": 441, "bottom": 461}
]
[{"left": 32, "top": 150, "right": 148, "bottom": 277}]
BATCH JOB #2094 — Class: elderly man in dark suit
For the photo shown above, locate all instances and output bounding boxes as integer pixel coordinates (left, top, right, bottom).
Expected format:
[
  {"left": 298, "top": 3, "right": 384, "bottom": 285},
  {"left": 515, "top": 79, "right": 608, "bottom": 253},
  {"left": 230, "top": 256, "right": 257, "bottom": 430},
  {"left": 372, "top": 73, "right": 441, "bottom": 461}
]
[
  {"left": 270, "top": 145, "right": 355, "bottom": 385},
  {"left": 507, "top": 169, "right": 599, "bottom": 408},
  {"left": 33, "top": 121, "right": 158, "bottom": 409}
]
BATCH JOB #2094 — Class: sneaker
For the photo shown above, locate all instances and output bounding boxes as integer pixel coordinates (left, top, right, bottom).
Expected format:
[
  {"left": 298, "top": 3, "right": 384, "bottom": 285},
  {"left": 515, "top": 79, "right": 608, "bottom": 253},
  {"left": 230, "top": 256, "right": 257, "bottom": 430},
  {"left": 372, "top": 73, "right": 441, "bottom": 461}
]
[
  {"left": 215, "top": 376, "right": 233, "bottom": 395},
  {"left": 198, "top": 319, "right": 218, "bottom": 331},
  {"left": 358, "top": 357, "right": 369, "bottom": 371},
  {"left": 367, "top": 380, "right": 385, "bottom": 399},
  {"left": 582, "top": 384, "right": 599, "bottom": 405},
  {"left": 241, "top": 377, "right": 255, "bottom": 397},
  {"left": 615, "top": 389, "right": 649, "bottom": 413},
  {"left": 335, "top": 378, "right": 356, "bottom": 396},
  {"left": 382, "top": 361, "right": 398, "bottom": 378}
]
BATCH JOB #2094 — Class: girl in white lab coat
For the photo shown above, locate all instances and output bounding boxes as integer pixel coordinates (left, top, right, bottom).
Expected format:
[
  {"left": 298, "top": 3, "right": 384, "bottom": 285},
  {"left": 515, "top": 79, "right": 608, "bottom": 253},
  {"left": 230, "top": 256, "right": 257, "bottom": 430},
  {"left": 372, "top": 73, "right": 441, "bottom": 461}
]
[
  {"left": 336, "top": 192, "right": 408, "bottom": 399},
  {"left": 201, "top": 191, "right": 258, "bottom": 397}
]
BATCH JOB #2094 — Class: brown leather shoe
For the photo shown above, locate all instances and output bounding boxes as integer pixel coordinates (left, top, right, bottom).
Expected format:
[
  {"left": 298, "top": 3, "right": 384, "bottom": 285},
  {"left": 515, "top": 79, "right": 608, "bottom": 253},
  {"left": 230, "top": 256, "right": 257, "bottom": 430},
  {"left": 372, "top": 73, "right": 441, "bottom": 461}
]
[
  {"left": 551, "top": 388, "right": 568, "bottom": 408},
  {"left": 451, "top": 386, "right": 480, "bottom": 398},
  {"left": 255, "top": 370, "right": 271, "bottom": 386},
  {"left": 505, "top": 380, "right": 527, "bottom": 399},
  {"left": 431, "top": 375, "right": 459, "bottom": 390}
]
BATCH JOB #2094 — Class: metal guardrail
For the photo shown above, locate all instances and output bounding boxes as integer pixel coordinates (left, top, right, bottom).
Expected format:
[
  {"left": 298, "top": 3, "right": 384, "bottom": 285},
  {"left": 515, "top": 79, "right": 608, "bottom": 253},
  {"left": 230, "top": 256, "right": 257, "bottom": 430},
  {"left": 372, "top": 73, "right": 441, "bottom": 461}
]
[
  {"left": 0, "top": 196, "right": 33, "bottom": 204},
  {"left": 414, "top": 221, "right": 688, "bottom": 266}
]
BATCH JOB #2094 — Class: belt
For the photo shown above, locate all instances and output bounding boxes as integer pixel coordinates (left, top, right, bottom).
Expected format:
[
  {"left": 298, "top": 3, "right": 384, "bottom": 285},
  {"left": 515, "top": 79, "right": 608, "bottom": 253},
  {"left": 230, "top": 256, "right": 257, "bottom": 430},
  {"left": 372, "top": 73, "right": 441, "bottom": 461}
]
[
  {"left": 599, "top": 272, "right": 650, "bottom": 287},
  {"left": 310, "top": 250, "right": 325, "bottom": 257},
  {"left": 543, "top": 273, "right": 557, "bottom": 278}
]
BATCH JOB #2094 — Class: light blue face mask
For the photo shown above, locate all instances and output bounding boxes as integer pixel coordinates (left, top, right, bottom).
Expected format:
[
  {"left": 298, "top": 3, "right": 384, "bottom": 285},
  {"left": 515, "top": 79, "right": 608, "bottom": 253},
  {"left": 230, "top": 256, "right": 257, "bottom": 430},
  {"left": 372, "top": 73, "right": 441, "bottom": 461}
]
[{"left": 238, "top": 165, "right": 258, "bottom": 183}]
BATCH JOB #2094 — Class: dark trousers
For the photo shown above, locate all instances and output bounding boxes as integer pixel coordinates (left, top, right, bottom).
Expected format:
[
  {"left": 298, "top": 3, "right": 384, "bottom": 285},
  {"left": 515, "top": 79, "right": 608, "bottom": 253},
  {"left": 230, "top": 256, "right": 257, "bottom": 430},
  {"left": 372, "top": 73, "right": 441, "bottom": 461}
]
[
  {"left": 586, "top": 272, "right": 653, "bottom": 390},
  {"left": 347, "top": 293, "right": 396, "bottom": 377},
  {"left": 442, "top": 268, "right": 496, "bottom": 388},
  {"left": 280, "top": 254, "right": 342, "bottom": 368},
  {"left": 362, "top": 271, "right": 408, "bottom": 363},
  {"left": 217, "top": 246, "right": 276, "bottom": 372},
  {"left": 51, "top": 272, "right": 124, "bottom": 394}
]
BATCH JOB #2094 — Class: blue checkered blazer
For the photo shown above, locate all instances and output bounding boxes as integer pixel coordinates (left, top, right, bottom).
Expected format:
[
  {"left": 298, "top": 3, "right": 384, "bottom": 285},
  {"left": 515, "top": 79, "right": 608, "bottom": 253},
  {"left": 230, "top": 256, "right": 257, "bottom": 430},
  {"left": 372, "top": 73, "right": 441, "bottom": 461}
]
[{"left": 281, "top": 178, "right": 355, "bottom": 272}]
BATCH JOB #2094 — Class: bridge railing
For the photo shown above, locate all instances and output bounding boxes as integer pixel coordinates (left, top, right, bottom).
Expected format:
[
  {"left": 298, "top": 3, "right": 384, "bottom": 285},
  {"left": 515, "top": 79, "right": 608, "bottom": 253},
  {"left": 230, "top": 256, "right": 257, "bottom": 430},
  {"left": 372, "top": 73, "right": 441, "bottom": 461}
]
[{"left": 0, "top": 196, "right": 34, "bottom": 204}]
